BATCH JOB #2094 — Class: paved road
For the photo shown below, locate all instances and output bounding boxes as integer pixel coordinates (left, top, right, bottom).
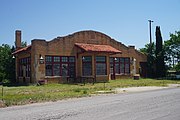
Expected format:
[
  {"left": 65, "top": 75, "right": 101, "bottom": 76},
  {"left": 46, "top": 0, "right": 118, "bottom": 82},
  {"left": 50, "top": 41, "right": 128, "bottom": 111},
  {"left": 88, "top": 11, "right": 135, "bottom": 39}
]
[{"left": 0, "top": 88, "right": 180, "bottom": 120}]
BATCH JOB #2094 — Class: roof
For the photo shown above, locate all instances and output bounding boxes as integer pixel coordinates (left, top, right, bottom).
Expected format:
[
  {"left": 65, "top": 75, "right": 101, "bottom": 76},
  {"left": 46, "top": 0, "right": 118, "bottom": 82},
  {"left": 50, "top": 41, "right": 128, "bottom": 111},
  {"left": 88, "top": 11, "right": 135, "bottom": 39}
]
[
  {"left": 75, "top": 43, "right": 122, "bottom": 54},
  {"left": 12, "top": 45, "right": 31, "bottom": 55}
]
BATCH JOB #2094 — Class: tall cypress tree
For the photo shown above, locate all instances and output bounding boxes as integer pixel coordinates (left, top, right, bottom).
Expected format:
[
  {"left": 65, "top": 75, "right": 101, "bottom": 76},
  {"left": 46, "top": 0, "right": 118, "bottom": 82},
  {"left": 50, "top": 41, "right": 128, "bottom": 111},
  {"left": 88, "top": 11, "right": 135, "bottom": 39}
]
[{"left": 155, "top": 26, "right": 165, "bottom": 78}]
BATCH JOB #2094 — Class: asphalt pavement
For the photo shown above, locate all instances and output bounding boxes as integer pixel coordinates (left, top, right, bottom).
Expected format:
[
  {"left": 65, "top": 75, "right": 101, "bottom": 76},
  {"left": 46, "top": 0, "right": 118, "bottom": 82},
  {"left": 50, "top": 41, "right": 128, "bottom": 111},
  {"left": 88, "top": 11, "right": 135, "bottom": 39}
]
[{"left": 0, "top": 87, "right": 180, "bottom": 120}]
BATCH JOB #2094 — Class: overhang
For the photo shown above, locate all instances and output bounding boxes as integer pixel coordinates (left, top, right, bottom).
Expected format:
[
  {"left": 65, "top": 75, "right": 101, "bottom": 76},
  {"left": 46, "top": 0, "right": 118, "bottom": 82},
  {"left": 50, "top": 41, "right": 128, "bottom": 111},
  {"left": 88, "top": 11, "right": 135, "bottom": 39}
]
[
  {"left": 75, "top": 43, "right": 122, "bottom": 54},
  {"left": 12, "top": 45, "right": 31, "bottom": 55}
]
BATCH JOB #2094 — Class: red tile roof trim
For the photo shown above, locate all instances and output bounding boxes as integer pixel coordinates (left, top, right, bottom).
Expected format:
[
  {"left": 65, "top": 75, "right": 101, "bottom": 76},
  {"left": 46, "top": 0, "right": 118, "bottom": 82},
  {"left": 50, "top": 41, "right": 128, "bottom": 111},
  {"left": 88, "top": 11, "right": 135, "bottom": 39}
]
[
  {"left": 12, "top": 45, "right": 31, "bottom": 55},
  {"left": 75, "top": 43, "right": 122, "bottom": 54}
]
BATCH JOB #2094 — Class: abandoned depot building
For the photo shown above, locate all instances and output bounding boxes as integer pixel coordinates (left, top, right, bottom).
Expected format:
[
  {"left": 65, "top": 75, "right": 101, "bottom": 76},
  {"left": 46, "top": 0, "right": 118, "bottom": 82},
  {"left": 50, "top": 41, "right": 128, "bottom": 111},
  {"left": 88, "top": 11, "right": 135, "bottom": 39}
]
[{"left": 12, "top": 30, "right": 147, "bottom": 84}]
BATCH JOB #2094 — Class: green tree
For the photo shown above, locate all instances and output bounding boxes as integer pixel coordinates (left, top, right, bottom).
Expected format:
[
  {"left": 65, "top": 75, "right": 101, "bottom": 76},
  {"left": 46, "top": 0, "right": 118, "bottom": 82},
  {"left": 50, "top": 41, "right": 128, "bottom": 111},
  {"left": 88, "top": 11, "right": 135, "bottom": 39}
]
[
  {"left": 164, "top": 31, "right": 180, "bottom": 71},
  {"left": 21, "top": 41, "right": 27, "bottom": 47},
  {"left": 174, "top": 63, "right": 180, "bottom": 72},
  {"left": 0, "top": 44, "right": 15, "bottom": 83},
  {"left": 155, "top": 26, "right": 165, "bottom": 78},
  {"left": 141, "top": 30, "right": 180, "bottom": 77}
]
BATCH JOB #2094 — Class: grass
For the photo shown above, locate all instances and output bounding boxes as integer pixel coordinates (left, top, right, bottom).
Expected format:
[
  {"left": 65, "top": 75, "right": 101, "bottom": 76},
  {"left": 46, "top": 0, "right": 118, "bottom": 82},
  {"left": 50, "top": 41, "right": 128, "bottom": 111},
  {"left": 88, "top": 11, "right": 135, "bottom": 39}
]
[{"left": 0, "top": 78, "right": 179, "bottom": 107}]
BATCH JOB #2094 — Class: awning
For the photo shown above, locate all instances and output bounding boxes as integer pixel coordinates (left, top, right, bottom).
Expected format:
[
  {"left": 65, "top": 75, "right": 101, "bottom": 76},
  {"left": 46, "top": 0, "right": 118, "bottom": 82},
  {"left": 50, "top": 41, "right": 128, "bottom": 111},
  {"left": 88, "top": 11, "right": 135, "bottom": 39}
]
[
  {"left": 75, "top": 43, "right": 122, "bottom": 54},
  {"left": 12, "top": 45, "right": 31, "bottom": 55}
]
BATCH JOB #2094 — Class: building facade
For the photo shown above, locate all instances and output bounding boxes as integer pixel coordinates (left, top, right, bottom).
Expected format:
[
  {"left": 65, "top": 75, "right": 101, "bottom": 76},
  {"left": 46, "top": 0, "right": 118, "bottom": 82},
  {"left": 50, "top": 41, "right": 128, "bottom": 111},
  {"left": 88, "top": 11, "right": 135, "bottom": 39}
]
[{"left": 13, "top": 30, "right": 147, "bottom": 84}]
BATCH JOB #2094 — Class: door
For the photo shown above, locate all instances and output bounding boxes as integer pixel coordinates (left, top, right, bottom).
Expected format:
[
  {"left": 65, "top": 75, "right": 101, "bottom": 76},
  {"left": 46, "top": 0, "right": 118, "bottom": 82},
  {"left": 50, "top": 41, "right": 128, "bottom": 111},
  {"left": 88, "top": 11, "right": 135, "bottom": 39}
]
[{"left": 140, "top": 62, "right": 147, "bottom": 78}]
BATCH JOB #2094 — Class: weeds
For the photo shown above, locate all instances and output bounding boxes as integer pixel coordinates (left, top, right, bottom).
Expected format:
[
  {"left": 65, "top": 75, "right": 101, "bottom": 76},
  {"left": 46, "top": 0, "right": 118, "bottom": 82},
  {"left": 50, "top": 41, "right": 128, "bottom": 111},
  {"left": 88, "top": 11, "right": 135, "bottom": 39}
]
[{"left": 0, "top": 78, "right": 179, "bottom": 107}]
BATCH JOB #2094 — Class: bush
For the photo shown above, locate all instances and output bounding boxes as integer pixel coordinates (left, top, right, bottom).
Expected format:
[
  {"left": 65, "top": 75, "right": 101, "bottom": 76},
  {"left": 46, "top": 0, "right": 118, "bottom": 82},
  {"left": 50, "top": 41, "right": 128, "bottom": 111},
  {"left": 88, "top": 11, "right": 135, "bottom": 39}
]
[
  {"left": 0, "top": 73, "right": 5, "bottom": 82},
  {"left": 2, "top": 79, "right": 11, "bottom": 84},
  {"left": 174, "top": 63, "right": 180, "bottom": 72}
]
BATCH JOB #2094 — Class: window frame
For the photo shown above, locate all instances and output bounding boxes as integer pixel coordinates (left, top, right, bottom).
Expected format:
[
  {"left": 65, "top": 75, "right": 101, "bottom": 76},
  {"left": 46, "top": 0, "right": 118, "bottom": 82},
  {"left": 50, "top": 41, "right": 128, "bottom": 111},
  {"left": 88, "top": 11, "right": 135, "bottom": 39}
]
[
  {"left": 19, "top": 57, "right": 31, "bottom": 77},
  {"left": 82, "top": 56, "right": 92, "bottom": 76},
  {"left": 96, "top": 56, "right": 107, "bottom": 75},
  {"left": 45, "top": 56, "right": 75, "bottom": 77},
  {"left": 110, "top": 57, "right": 130, "bottom": 75}
]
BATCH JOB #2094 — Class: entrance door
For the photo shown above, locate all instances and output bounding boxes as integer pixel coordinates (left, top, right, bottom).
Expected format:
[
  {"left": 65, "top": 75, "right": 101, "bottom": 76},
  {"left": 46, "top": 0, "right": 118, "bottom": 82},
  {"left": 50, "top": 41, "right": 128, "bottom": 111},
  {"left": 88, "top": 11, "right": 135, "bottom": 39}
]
[{"left": 140, "top": 62, "right": 147, "bottom": 78}]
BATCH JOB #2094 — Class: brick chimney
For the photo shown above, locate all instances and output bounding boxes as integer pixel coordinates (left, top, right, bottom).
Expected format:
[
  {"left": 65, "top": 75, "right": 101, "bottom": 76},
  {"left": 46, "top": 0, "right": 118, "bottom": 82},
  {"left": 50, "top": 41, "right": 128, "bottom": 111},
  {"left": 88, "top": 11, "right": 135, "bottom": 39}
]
[
  {"left": 128, "top": 45, "right": 135, "bottom": 49},
  {"left": 15, "top": 30, "right": 22, "bottom": 50}
]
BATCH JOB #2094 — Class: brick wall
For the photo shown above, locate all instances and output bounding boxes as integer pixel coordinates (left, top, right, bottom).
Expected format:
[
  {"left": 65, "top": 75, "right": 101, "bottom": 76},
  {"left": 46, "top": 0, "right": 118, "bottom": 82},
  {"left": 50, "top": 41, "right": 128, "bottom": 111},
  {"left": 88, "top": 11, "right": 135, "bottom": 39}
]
[{"left": 15, "top": 30, "right": 147, "bottom": 83}]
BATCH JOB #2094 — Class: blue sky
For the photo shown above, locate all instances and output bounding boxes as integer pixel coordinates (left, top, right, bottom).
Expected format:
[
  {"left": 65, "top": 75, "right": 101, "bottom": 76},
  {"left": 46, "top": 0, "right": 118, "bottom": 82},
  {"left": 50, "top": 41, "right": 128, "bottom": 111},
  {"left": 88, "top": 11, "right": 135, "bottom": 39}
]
[{"left": 0, "top": 0, "right": 180, "bottom": 49}]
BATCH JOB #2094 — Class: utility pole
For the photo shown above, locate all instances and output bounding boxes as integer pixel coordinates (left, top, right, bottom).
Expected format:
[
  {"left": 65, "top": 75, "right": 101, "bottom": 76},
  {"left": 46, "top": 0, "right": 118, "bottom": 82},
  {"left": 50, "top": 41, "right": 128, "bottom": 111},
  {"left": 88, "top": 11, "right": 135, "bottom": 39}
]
[
  {"left": 148, "top": 20, "right": 154, "bottom": 44},
  {"left": 147, "top": 20, "right": 154, "bottom": 78}
]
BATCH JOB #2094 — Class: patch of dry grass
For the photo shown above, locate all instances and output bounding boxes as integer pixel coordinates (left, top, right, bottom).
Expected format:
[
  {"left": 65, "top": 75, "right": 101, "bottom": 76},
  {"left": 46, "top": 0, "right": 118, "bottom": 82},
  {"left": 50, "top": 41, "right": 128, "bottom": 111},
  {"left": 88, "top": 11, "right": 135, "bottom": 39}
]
[{"left": 0, "top": 78, "right": 179, "bottom": 107}]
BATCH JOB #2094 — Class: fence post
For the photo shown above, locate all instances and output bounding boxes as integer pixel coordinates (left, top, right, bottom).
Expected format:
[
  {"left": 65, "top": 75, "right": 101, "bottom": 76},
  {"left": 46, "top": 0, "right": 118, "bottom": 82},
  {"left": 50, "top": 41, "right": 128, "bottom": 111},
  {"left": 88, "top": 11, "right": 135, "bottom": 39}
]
[{"left": 1, "top": 85, "right": 3, "bottom": 101}]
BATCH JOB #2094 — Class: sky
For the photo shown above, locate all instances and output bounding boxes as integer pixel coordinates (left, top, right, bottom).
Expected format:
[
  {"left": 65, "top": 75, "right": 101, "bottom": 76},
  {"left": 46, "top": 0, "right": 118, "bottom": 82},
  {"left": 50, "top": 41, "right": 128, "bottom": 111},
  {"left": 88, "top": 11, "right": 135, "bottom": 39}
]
[{"left": 0, "top": 0, "right": 180, "bottom": 49}]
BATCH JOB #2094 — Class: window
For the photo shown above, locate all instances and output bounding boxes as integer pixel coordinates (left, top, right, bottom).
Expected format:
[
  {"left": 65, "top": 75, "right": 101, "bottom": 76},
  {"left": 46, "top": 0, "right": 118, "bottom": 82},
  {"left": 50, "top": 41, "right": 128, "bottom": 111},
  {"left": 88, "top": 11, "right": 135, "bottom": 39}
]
[
  {"left": 45, "top": 56, "right": 52, "bottom": 62},
  {"left": 69, "top": 63, "right": 75, "bottom": 77},
  {"left": 96, "top": 56, "right": 106, "bottom": 62},
  {"left": 46, "top": 64, "right": 53, "bottom": 76},
  {"left": 110, "top": 57, "right": 130, "bottom": 74},
  {"left": 125, "top": 58, "right": 130, "bottom": 74},
  {"left": 69, "top": 57, "right": 75, "bottom": 62},
  {"left": 45, "top": 56, "right": 75, "bottom": 76},
  {"left": 62, "top": 64, "right": 68, "bottom": 76},
  {"left": 110, "top": 57, "right": 114, "bottom": 63},
  {"left": 53, "top": 56, "right": 60, "bottom": 62},
  {"left": 19, "top": 57, "right": 31, "bottom": 77},
  {"left": 82, "top": 56, "right": 92, "bottom": 76},
  {"left": 96, "top": 56, "right": 107, "bottom": 75},
  {"left": 120, "top": 58, "right": 125, "bottom": 74},
  {"left": 69, "top": 57, "right": 75, "bottom": 77},
  {"left": 115, "top": 63, "right": 120, "bottom": 74},
  {"left": 62, "top": 57, "right": 68, "bottom": 62},
  {"left": 53, "top": 64, "right": 60, "bottom": 76}
]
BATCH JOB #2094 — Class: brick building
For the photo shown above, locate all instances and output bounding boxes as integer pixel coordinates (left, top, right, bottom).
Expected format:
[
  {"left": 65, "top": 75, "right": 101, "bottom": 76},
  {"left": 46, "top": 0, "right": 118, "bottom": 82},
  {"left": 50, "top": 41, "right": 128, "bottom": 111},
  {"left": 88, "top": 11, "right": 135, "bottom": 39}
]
[{"left": 12, "top": 30, "right": 147, "bottom": 84}]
